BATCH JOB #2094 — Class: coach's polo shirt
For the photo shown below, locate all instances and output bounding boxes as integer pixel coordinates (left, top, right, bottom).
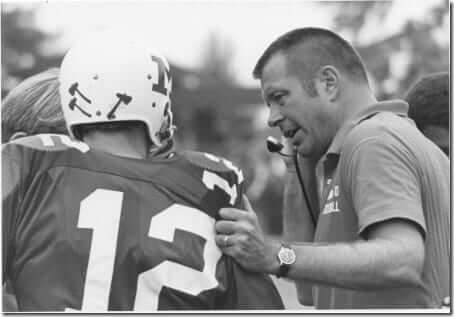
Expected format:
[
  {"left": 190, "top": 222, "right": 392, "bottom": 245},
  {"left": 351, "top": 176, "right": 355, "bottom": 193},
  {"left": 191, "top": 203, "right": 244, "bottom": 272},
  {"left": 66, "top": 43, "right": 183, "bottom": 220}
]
[{"left": 312, "top": 100, "right": 450, "bottom": 309}]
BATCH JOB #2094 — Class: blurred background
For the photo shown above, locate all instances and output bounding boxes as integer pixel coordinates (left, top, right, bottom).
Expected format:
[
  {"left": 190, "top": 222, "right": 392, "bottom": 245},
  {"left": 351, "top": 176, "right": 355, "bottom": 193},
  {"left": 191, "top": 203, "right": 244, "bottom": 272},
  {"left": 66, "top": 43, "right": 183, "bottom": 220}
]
[{"left": 1, "top": 0, "right": 450, "bottom": 235}]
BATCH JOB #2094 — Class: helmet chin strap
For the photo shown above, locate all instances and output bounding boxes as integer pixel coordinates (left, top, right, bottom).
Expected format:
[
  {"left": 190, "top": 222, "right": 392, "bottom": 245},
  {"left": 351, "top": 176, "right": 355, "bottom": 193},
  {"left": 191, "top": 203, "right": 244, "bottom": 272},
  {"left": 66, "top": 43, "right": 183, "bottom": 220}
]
[
  {"left": 155, "top": 110, "right": 177, "bottom": 144},
  {"left": 149, "top": 136, "right": 175, "bottom": 157},
  {"left": 148, "top": 117, "right": 177, "bottom": 156},
  {"left": 158, "top": 124, "right": 176, "bottom": 141}
]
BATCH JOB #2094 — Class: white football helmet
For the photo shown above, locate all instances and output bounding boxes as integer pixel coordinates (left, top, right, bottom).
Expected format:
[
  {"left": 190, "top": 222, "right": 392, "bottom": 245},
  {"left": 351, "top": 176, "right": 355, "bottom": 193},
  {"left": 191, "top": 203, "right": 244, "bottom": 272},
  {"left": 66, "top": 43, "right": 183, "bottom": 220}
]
[{"left": 59, "top": 31, "right": 175, "bottom": 146}]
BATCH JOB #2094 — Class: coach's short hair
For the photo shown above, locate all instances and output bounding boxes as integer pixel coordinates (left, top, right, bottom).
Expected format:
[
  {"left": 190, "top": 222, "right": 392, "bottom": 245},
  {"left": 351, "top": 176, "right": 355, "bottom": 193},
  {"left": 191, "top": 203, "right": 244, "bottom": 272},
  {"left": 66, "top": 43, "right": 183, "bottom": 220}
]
[
  {"left": 253, "top": 27, "right": 369, "bottom": 89},
  {"left": 2, "top": 68, "right": 67, "bottom": 143},
  {"left": 405, "top": 72, "right": 449, "bottom": 131}
]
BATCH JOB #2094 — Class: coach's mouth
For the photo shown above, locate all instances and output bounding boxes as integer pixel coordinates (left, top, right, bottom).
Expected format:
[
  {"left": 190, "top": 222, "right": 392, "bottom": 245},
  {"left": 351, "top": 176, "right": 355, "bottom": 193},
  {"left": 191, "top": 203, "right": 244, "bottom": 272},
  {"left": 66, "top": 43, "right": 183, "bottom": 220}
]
[
  {"left": 291, "top": 128, "right": 305, "bottom": 148},
  {"left": 283, "top": 127, "right": 300, "bottom": 139}
]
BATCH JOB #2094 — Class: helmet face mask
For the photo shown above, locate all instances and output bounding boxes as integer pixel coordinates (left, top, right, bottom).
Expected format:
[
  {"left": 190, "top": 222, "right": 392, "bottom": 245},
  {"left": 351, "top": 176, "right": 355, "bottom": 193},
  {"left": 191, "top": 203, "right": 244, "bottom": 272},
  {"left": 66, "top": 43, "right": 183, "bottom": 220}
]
[{"left": 59, "top": 32, "right": 175, "bottom": 147}]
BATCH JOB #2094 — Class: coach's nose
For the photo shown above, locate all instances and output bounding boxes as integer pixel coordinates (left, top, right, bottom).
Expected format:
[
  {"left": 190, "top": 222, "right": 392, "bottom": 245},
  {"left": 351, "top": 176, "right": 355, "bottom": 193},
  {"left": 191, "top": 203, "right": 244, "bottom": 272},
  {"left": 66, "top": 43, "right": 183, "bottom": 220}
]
[{"left": 268, "top": 104, "right": 284, "bottom": 127}]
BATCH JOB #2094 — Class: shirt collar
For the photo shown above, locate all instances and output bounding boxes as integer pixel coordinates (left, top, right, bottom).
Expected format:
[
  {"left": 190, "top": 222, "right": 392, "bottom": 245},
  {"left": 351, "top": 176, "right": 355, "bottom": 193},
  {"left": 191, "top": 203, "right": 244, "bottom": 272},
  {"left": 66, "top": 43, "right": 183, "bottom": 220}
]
[{"left": 326, "top": 99, "right": 409, "bottom": 155}]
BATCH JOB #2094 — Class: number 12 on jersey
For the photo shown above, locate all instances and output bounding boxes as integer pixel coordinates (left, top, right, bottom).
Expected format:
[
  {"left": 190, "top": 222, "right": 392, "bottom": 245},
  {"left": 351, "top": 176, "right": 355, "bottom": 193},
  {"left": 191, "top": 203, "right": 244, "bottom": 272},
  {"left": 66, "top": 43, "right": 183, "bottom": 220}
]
[{"left": 69, "top": 168, "right": 236, "bottom": 311}]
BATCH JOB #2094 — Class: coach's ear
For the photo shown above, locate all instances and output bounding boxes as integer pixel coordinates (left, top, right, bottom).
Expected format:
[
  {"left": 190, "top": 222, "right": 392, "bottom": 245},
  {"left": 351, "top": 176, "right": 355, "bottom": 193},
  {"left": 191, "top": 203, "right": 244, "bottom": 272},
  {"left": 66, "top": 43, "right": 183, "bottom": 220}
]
[
  {"left": 9, "top": 131, "right": 28, "bottom": 141},
  {"left": 315, "top": 65, "right": 340, "bottom": 102}
]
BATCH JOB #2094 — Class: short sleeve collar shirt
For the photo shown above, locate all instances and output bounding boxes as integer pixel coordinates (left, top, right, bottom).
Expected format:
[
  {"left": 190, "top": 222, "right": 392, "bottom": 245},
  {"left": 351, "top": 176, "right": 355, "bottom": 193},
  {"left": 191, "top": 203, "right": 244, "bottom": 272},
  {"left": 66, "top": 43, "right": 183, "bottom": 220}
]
[{"left": 312, "top": 99, "right": 449, "bottom": 308}]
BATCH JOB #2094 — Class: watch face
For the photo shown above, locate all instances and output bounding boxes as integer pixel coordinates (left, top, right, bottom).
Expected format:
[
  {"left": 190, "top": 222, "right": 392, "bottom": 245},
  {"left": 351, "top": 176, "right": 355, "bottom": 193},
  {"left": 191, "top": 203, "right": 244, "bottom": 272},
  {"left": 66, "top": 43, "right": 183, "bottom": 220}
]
[{"left": 279, "top": 247, "right": 296, "bottom": 265}]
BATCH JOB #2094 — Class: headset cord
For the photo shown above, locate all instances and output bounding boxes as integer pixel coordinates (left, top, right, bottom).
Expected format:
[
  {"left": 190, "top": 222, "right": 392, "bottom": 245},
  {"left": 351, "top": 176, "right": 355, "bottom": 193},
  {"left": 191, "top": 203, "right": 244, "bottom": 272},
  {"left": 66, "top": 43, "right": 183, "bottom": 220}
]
[{"left": 292, "top": 152, "right": 317, "bottom": 226}]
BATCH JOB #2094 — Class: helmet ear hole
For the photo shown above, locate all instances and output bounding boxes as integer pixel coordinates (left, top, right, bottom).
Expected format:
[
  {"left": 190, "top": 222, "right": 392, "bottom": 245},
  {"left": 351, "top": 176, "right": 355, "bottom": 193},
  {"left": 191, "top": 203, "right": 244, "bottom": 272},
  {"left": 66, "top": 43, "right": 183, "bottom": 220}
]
[{"left": 72, "top": 126, "right": 83, "bottom": 141}]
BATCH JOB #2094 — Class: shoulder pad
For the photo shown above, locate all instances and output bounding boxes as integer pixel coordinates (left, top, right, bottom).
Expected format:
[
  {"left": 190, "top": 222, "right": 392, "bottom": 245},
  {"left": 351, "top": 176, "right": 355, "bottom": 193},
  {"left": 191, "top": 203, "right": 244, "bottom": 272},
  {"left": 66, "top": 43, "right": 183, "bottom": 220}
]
[
  {"left": 8, "top": 134, "right": 89, "bottom": 153},
  {"left": 182, "top": 151, "right": 244, "bottom": 183}
]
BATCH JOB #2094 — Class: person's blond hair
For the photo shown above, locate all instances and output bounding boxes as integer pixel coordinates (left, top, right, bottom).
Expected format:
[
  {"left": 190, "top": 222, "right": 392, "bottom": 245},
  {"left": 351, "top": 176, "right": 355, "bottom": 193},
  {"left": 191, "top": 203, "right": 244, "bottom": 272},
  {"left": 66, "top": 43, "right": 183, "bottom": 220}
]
[{"left": 2, "top": 68, "right": 67, "bottom": 143}]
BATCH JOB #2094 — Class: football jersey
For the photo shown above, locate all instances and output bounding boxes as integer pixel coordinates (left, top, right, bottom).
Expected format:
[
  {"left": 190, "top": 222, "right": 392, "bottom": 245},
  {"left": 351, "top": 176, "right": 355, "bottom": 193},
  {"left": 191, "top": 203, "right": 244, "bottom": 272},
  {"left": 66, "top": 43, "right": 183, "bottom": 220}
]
[{"left": 2, "top": 134, "right": 283, "bottom": 311}]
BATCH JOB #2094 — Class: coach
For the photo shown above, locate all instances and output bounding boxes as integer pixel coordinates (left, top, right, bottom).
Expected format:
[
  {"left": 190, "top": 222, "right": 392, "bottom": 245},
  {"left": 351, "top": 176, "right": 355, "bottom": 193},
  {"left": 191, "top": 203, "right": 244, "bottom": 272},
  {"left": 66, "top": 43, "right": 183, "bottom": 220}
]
[{"left": 215, "top": 27, "right": 449, "bottom": 309}]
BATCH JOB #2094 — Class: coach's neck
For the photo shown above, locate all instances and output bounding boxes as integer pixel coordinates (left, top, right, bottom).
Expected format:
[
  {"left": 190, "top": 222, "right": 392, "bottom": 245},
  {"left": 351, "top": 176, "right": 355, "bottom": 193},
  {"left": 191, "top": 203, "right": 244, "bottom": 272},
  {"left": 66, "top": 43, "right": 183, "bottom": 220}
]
[{"left": 337, "top": 80, "right": 378, "bottom": 125}]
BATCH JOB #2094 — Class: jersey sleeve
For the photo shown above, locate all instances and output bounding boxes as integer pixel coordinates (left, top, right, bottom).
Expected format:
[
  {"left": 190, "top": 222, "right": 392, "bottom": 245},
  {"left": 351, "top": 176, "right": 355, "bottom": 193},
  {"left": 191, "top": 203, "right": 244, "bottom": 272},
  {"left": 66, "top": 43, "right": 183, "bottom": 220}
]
[
  {"left": 180, "top": 151, "right": 245, "bottom": 212},
  {"left": 216, "top": 193, "right": 284, "bottom": 309},
  {"left": 216, "top": 255, "right": 284, "bottom": 309},
  {"left": 182, "top": 152, "right": 283, "bottom": 309},
  {"left": 344, "top": 134, "right": 426, "bottom": 237},
  {"left": 2, "top": 144, "right": 26, "bottom": 278}
]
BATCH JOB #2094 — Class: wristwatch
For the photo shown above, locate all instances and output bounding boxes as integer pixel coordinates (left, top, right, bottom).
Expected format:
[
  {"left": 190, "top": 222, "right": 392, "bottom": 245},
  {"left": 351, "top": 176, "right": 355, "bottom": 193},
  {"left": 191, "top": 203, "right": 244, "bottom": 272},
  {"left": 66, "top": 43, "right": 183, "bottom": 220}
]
[{"left": 276, "top": 243, "right": 296, "bottom": 278}]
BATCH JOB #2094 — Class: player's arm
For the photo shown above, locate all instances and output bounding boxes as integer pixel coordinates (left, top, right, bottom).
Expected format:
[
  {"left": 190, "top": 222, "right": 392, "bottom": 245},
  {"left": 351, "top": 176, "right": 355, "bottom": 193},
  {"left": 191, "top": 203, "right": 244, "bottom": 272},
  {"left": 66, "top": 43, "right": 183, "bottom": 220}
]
[
  {"left": 282, "top": 154, "right": 318, "bottom": 306},
  {"left": 198, "top": 156, "right": 284, "bottom": 309},
  {"left": 214, "top": 164, "right": 284, "bottom": 309},
  {"left": 220, "top": 193, "right": 284, "bottom": 309},
  {"left": 217, "top": 254, "right": 284, "bottom": 309}
]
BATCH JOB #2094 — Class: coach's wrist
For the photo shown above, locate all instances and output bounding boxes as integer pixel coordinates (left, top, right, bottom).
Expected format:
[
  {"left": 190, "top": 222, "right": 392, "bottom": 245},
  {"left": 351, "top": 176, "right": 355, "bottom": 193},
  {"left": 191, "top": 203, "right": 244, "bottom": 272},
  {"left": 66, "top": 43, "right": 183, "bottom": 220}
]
[{"left": 266, "top": 239, "right": 284, "bottom": 275}]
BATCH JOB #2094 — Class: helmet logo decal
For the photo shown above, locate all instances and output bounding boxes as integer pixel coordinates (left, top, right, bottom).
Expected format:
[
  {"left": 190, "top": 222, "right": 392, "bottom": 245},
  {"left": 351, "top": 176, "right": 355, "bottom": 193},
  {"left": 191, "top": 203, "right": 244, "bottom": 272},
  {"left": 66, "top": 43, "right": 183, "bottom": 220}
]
[
  {"left": 69, "top": 98, "right": 92, "bottom": 117},
  {"left": 107, "top": 93, "right": 133, "bottom": 119},
  {"left": 151, "top": 55, "right": 171, "bottom": 96},
  {"left": 69, "top": 82, "right": 92, "bottom": 103},
  {"left": 68, "top": 82, "right": 92, "bottom": 117}
]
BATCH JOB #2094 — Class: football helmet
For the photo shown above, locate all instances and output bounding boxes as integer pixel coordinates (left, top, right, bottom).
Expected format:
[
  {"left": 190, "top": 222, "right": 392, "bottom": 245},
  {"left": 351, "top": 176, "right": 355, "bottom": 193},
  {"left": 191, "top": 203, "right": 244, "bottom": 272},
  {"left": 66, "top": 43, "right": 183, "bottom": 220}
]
[{"left": 59, "top": 31, "right": 175, "bottom": 146}]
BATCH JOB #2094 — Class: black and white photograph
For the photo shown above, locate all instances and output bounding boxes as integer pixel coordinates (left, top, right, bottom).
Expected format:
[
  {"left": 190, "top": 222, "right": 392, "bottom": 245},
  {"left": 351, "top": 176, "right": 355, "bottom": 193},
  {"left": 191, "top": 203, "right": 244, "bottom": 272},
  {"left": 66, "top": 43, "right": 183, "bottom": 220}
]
[{"left": 1, "top": 0, "right": 450, "bottom": 313}]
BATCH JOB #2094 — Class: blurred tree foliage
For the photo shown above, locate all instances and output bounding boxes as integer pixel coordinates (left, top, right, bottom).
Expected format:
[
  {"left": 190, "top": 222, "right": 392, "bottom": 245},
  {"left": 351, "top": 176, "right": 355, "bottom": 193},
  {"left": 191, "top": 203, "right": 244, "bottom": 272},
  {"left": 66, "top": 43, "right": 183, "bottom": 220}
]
[
  {"left": 324, "top": 0, "right": 449, "bottom": 98},
  {"left": 198, "top": 32, "right": 236, "bottom": 84},
  {"left": 1, "top": 4, "right": 62, "bottom": 97}
]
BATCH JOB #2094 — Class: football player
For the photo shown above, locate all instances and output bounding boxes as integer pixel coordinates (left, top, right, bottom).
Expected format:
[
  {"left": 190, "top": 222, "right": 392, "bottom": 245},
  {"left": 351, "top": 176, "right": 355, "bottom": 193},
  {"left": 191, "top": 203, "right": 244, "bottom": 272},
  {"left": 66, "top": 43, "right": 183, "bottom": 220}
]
[
  {"left": 2, "top": 32, "right": 284, "bottom": 311},
  {"left": 2, "top": 68, "right": 67, "bottom": 312}
]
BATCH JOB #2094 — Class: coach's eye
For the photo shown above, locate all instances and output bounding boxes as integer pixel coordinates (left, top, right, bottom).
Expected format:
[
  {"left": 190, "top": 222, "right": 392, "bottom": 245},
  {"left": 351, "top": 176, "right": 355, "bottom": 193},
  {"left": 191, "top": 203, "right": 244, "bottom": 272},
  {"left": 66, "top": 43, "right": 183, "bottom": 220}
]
[{"left": 271, "top": 93, "right": 286, "bottom": 106}]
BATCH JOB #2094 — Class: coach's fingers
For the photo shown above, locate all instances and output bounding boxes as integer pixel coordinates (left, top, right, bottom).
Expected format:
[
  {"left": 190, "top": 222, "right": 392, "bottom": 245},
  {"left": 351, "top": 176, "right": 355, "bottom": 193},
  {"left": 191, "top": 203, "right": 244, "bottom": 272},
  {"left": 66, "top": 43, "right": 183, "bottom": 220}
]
[
  {"left": 215, "top": 220, "right": 237, "bottom": 235},
  {"left": 219, "top": 207, "right": 248, "bottom": 220},
  {"left": 215, "top": 234, "right": 235, "bottom": 249}
]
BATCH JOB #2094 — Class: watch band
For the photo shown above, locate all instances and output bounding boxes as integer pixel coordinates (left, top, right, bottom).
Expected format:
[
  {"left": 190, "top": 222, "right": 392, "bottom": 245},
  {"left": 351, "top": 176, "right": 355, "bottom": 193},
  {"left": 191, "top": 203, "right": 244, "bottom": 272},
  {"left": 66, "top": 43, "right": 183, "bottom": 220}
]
[{"left": 277, "top": 262, "right": 291, "bottom": 278}]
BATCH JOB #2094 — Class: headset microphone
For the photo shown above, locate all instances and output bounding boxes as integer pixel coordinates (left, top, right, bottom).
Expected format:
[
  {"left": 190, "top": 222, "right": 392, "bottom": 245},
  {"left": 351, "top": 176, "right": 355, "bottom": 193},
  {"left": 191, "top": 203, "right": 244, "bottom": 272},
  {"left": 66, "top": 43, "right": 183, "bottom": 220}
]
[
  {"left": 266, "top": 136, "right": 292, "bottom": 157},
  {"left": 266, "top": 136, "right": 317, "bottom": 225}
]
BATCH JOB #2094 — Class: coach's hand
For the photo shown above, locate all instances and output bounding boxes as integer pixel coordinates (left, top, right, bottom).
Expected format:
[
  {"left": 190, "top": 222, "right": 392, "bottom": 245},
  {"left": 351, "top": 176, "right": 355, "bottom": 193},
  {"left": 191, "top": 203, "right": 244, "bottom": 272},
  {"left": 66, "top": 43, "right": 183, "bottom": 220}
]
[{"left": 215, "top": 195, "right": 280, "bottom": 274}]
